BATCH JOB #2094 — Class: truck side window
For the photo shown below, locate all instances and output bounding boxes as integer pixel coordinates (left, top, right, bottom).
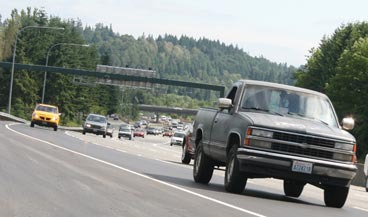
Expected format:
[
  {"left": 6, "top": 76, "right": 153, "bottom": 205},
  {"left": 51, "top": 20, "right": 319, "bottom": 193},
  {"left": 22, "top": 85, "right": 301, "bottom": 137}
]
[{"left": 226, "top": 87, "right": 237, "bottom": 105}]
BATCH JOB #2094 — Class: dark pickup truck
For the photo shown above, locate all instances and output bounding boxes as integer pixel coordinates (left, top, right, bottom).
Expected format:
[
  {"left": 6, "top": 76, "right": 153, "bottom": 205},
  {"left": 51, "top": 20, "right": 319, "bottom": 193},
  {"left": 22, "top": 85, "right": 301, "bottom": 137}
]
[{"left": 191, "top": 80, "right": 357, "bottom": 208}]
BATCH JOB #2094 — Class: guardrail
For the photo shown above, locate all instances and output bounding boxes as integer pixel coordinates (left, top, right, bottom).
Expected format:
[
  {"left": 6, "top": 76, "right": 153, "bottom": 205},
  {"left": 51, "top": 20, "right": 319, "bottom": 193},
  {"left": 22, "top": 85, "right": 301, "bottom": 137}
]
[{"left": 0, "top": 111, "right": 366, "bottom": 187}]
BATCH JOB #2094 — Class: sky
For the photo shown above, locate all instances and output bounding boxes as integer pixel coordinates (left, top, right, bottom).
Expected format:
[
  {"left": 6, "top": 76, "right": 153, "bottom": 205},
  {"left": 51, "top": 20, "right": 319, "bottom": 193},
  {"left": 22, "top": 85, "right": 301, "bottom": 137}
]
[{"left": 1, "top": 0, "right": 368, "bottom": 67}]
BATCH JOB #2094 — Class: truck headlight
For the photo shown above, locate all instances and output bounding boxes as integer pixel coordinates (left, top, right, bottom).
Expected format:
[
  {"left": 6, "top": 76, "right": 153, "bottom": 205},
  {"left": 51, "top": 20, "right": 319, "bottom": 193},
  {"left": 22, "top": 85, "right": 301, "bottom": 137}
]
[
  {"left": 249, "top": 140, "right": 272, "bottom": 149},
  {"left": 335, "top": 142, "right": 354, "bottom": 151},
  {"left": 333, "top": 153, "right": 352, "bottom": 161},
  {"left": 252, "top": 129, "right": 274, "bottom": 138},
  {"left": 85, "top": 124, "right": 91, "bottom": 128}
]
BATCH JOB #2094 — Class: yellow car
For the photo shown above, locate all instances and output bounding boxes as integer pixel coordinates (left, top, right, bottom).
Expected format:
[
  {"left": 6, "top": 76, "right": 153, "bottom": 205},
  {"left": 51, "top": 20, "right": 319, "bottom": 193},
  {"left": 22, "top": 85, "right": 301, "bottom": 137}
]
[{"left": 31, "top": 104, "right": 61, "bottom": 131}]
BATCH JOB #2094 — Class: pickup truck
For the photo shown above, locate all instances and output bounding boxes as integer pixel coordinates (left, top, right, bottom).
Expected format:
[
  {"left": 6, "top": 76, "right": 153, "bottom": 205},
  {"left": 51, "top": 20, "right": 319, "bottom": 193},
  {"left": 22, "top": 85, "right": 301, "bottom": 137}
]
[{"left": 191, "top": 80, "right": 357, "bottom": 208}]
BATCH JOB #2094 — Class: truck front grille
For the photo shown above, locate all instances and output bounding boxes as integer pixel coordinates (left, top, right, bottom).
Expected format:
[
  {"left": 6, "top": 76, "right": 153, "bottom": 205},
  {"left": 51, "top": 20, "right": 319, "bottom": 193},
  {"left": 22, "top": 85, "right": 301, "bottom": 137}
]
[
  {"left": 273, "top": 132, "right": 335, "bottom": 148},
  {"left": 248, "top": 127, "right": 354, "bottom": 162},
  {"left": 90, "top": 124, "right": 102, "bottom": 129},
  {"left": 272, "top": 143, "right": 333, "bottom": 159}
]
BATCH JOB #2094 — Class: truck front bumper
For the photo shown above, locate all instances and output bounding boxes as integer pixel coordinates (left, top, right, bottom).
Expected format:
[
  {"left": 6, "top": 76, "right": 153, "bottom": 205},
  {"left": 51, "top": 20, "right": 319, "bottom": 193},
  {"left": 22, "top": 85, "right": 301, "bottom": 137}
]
[{"left": 237, "top": 148, "right": 357, "bottom": 187}]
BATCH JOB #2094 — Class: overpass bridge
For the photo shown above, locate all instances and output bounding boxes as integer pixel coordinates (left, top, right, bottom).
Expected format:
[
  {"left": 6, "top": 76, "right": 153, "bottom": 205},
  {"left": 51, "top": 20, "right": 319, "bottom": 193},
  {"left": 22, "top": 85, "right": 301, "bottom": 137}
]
[{"left": 0, "top": 61, "right": 225, "bottom": 96}]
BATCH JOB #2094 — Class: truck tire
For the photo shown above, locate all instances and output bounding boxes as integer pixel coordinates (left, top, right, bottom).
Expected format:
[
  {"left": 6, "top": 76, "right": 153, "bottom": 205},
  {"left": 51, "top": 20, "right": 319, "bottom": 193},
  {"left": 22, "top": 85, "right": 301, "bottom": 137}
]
[
  {"left": 30, "top": 122, "right": 35, "bottom": 127},
  {"left": 103, "top": 134, "right": 106, "bottom": 138},
  {"left": 225, "top": 145, "right": 247, "bottom": 193},
  {"left": 181, "top": 143, "right": 191, "bottom": 164},
  {"left": 54, "top": 126, "right": 58, "bottom": 131},
  {"left": 82, "top": 131, "right": 86, "bottom": 135},
  {"left": 324, "top": 185, "right": 349, "bottom": 208},
  {"left": 283, "top": 180, "right": 304, "bottom": 197},
  {"left": 193, "top": 140, "right": 214, "bottom": 184},
  {"left": 365, "top": 177, "right": 368, "bottom": 192}
]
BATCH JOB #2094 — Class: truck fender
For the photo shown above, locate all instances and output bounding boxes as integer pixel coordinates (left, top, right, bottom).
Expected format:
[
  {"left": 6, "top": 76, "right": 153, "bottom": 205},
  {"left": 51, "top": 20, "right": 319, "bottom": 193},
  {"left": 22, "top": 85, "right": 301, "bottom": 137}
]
[{"left": 226, "top": 131, "right": 242, "bottom": 156}]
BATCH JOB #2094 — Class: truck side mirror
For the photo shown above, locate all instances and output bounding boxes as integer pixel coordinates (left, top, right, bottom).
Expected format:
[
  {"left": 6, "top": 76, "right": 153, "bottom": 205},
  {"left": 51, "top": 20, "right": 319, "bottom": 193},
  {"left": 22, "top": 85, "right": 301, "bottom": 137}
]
[
  {"left": 342, "top": 117, "right": 354, "bottom": 130},
  {"left": 218, "top": 98, "right": 232, "bottom": 109}
]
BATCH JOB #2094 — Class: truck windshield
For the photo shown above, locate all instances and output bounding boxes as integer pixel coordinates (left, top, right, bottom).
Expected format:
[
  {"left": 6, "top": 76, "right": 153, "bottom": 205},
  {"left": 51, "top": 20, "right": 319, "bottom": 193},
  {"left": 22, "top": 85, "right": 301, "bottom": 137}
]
[
  {"left": 87, "top": 115, "right": 106, "bottom": 123},
  {"left": 241, "top": 85, "right": 338, "bottom": 127}
]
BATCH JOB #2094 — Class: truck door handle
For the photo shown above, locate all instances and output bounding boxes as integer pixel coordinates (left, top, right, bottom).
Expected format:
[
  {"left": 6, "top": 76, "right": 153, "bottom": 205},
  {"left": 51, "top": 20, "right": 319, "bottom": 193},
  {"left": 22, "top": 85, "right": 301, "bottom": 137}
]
[{"left": 214, "top": 118, "right": 218, "bottom": 123}]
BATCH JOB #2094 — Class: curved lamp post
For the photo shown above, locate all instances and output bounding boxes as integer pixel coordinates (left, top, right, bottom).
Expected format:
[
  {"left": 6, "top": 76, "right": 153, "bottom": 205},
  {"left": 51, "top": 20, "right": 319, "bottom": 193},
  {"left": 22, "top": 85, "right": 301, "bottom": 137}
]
[
  {"left": 41, "top": 43, "right": 90, "bottom": 103},
  {"left": 7, "top": 25, "right": 64, "bottom": 114}
]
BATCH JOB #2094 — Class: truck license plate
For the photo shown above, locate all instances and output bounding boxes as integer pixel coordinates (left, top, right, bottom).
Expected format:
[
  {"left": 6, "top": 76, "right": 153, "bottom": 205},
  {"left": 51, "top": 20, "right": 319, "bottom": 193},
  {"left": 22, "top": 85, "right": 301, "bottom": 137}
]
[{"left": 292, "top": 161, "right": 313, "bottom": 174}]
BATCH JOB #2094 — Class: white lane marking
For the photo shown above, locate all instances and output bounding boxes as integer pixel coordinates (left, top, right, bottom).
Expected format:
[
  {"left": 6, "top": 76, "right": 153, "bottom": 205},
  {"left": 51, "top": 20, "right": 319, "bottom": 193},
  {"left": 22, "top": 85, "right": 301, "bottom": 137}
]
[
  {"left": 117, "top": 149, "right": 127, "bottom": 153},
  {"left": 353, "top": 207, "right": 368, "bottom": 212},
  {"left": 65, "top": 131, "right": 128, "bottom": 153},
  {"left": 6, "top": 124, "right": 267, "bottom": 217},
  {"left": 352, "top": 193, "right": 368, "bottom": 199}
]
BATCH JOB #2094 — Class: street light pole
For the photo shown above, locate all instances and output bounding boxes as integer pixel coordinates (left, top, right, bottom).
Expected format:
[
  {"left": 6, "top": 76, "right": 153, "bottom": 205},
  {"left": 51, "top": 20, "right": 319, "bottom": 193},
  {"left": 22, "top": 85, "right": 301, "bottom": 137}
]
[
  {"left": 7, "top": 25, "right": 64, "bottom": 114},
  {"left": 41, "top": 43, "right": 90, "bottom": 104}
]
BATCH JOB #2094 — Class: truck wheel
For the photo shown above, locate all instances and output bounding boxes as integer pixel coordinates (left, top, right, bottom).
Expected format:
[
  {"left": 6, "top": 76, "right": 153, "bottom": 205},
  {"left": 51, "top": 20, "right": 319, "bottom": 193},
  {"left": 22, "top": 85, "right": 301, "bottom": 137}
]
[
  {"left": 181, "top": 143, "right": 191, "bottom": 164},
  {"left": 103, "top": 134, "right": 106, "bottom": 138},
  {"left": 54, "top": 126, "right": 58, "bottom": 131},
  {"left": 283, "top": 180, "right": 304, "bottom": 197},
  {"left": 365, "top": 177, "right": 368, "bottom": 192},
  {"left": 324, "top": 185, "right": 349, "bottom": 208},
  {"left": 82, "top": 131, "right": 86, "bottom": 135},
  {"left": 193, "top": 140, "right": 214, "bottom": 184},
  {"left": 225, "top": 145, "right": 247, "bottom": 193},
  {"left": 30, "top": 122, "right": 35, "bottom": 127}
]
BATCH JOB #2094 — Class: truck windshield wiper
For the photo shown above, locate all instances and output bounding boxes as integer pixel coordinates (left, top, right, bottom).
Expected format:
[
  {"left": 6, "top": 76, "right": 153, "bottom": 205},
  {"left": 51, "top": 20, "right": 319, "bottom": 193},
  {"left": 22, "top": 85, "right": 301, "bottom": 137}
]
[
  {"left": 242, "top": 107, "right": 283, "bottom": 116},
  {"left": 312, "top": 118, "right": 329, "bottom": 126},
  {"left": 292, "top": 113, "right": 329, "bottom": 126},
  {"left": 287, "top": 112, "right": 306, "bottom": 117}
]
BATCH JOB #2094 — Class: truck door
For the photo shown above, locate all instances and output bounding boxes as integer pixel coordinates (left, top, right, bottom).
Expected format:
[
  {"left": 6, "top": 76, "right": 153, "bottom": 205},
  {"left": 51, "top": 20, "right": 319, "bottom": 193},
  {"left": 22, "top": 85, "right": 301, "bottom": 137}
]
[{"left": 209, "top": 86, "right": 239, "bottom": 162}]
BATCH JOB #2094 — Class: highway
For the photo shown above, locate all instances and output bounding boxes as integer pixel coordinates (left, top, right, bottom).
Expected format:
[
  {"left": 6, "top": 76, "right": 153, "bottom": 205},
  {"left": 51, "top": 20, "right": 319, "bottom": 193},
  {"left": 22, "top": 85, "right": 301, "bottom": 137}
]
[{"left": 1, "top": 121, "right": 368, "bottom": 217}]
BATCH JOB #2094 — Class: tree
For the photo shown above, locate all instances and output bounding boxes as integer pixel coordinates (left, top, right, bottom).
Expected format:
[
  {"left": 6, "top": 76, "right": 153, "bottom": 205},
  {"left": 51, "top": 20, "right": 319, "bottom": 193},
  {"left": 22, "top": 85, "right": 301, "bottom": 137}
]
[{"left": 326, "top": 37, "right": 368, "bottom": 159}]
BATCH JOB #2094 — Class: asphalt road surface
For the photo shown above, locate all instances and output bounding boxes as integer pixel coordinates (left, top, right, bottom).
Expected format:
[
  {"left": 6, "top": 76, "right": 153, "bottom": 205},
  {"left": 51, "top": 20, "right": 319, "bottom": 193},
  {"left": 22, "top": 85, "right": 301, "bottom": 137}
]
[{"left": 1, "top": 121, "right": 367, "bottom": 217}]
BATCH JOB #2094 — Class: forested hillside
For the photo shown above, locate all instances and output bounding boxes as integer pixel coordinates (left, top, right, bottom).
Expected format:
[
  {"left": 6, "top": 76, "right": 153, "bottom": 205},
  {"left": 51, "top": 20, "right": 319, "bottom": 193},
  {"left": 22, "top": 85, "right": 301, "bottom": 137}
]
[
  {"left": 0, "top": 7, "right": 296, "bottom": 126},
  {"left": 83, "top": 24, "right": 296, "bottom": 87}
]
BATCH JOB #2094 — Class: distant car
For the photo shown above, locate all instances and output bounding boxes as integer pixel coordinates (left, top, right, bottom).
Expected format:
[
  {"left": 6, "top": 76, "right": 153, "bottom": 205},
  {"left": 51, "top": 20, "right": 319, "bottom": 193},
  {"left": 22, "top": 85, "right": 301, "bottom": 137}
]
[
  {"left": 133, "top": 129, "right": 145, "bottom": 138},
  {"left": 170, "top": 131, "right": 186, "bottom": 146},
  {"left": 30, "top": 103, "right": 61, "bottom": 131},
  {"left": 106, "top": 125, "right": 114, "bottom": 138},
  {"left": 181, "top": 132, "right": 193, "bottom": 164},
  {"left": 82, "top": 113, "right": 109, "bottom": 138},
  {"left": 118, "top": 126, "right": 132, "bottom": 140},
  {"left": 162, "top": 130, "right": 173, "bottom": 137},
  {"left": 134, "top": 122, "right": 141, "bottom": 128},
  {"left": 113, "top": 116, "right": 119, "bottom": 120},
  {"left": 147, "top": 127, "right": 159, "bottom": 135}
]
